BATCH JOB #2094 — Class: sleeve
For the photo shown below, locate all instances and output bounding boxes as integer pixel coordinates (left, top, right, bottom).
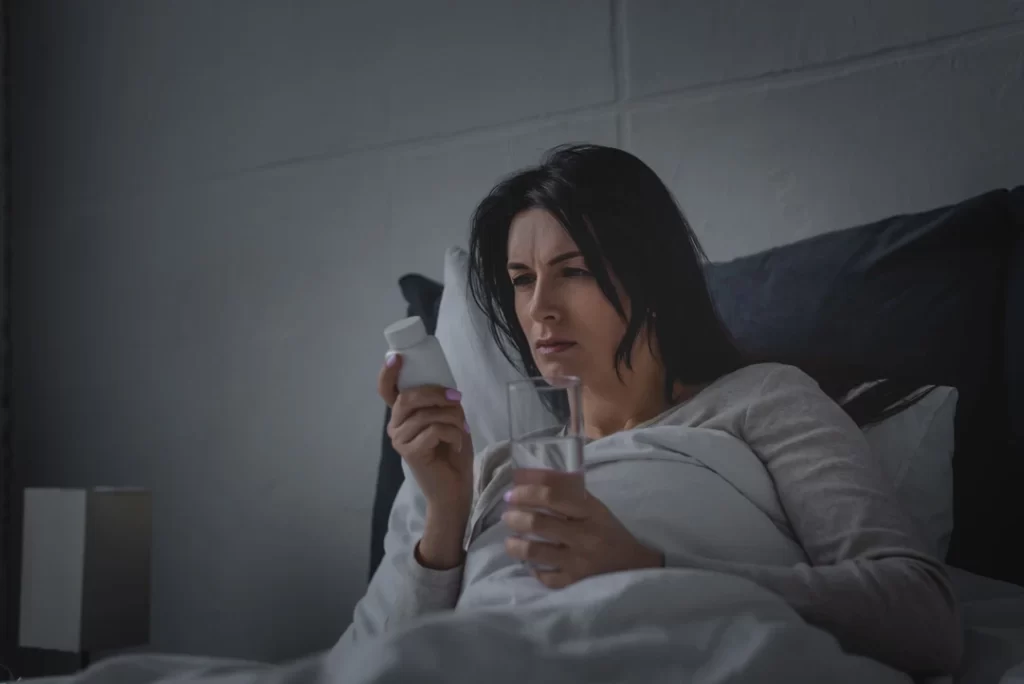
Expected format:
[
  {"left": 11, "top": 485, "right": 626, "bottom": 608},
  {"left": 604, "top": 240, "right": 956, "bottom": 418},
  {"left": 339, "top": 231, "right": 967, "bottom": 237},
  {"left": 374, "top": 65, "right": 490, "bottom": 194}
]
[
  {"left": 663, "top": 364, "right": 963, "bottom": 676},
  {"left": 336, "top": 474, "right": 464, "bottom": 650}
]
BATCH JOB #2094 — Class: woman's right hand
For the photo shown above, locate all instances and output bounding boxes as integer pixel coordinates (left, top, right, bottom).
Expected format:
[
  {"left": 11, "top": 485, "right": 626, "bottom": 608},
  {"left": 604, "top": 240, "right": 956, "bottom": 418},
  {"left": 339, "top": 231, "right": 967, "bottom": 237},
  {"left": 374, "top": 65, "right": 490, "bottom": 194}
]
[{"left": 378, "top": 353, "right": 474, "bottom": 520}]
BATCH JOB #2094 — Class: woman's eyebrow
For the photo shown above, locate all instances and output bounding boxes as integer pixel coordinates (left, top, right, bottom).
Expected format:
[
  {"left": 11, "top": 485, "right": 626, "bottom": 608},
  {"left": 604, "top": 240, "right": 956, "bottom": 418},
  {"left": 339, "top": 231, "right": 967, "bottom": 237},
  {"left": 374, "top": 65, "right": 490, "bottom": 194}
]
[{"left": 507, "top": 251, "right": 582, "bottom": 270}]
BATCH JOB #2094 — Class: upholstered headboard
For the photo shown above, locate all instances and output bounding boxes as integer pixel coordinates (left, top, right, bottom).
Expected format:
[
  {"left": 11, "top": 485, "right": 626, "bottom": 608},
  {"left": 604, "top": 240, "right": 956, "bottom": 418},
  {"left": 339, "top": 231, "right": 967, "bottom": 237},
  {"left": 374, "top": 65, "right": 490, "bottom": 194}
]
[{"left": 371, "top": 187, "right": 1024, "bottom": 587}]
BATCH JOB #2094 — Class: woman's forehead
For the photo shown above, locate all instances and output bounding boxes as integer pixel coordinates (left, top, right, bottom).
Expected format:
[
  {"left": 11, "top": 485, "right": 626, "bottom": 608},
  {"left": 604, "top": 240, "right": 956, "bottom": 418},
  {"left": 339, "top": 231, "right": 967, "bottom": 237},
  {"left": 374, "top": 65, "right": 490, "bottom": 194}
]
[{"left": 507, "top": 209, "right": 577, "bottom": 260}]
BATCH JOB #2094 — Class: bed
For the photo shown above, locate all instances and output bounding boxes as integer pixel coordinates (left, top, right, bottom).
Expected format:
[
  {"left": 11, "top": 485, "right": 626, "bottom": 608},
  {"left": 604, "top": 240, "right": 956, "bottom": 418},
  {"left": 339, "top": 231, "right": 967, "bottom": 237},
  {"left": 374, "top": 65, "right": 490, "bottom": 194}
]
[
  {"left": 368, "top": 186, "right": 1024, "bottom": 682},
  {"left": 17, "top": 188, "right": 1024, "bottom": 683},
  {"left": 21, "top": 566, "right": 1024, "bottom": 684},
  {"left": 375, "top": 186, "right": 1024, "bottom": 588}
]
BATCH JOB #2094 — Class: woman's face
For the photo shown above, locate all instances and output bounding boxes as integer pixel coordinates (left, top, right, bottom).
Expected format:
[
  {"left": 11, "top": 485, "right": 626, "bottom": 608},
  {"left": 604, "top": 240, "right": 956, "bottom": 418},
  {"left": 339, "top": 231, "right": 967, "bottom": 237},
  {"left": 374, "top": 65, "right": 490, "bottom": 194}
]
[{"left": 506, "top": 208, "right": 637, "bottom": 387}]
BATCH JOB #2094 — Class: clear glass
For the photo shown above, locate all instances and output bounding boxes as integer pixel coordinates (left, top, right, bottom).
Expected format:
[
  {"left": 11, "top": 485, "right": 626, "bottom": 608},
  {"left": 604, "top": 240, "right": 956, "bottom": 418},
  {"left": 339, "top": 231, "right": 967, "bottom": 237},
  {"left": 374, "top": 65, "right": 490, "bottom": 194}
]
[
  {"left": 507, "top": 375, "right": 584, "bottom": 476},
  {"left": 507, "top": 376, "right": 583, "bottom": 572}
]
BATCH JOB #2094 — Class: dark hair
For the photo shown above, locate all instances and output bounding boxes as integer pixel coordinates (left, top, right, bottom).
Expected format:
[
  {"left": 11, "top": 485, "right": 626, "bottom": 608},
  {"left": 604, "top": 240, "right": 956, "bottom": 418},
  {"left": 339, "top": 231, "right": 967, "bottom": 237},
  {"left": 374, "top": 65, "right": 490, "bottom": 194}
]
[
  {"left": 467, "top": 144, "right": 929, "bottom": 427},
  {"left": 468, "top": 144, "right": 744, "bottom": 404}
]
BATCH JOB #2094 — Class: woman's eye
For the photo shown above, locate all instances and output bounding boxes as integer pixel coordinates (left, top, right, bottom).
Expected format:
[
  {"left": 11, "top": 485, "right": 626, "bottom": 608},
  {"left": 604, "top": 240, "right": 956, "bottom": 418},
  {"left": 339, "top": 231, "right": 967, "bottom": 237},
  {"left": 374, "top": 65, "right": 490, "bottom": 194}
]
[{"left": 510, "top": 269, "right": 587, "bottom": 287}]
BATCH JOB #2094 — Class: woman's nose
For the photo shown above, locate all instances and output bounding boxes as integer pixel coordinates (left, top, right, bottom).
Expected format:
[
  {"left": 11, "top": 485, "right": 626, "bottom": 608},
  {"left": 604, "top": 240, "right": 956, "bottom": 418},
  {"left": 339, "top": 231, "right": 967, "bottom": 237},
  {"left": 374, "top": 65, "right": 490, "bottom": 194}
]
[{"left": 528, "top": 278, "right": 561, "bottom": 322}]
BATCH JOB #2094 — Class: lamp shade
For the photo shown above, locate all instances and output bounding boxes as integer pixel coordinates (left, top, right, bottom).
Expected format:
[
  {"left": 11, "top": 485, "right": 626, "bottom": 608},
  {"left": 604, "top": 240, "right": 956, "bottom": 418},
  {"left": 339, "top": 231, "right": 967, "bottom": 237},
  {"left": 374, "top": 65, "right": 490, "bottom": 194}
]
[{"left": 19, "top": 488, "right": 151, "bottom": 653}]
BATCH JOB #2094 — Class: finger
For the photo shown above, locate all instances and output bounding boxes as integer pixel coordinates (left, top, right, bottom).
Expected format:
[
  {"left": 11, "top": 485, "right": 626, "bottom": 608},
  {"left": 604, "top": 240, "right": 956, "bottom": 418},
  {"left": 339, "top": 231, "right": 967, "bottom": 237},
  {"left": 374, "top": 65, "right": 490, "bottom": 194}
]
[
  {"left": 512, "top": 468, "right": 587, "bottom": 502},
  {"left": 391, "top": 407, "right": 468, "bottom": 446},
  {"left": 401, "top": 423, "right": 468, "bottom": 456},
  {"left": 391, "top": 386, "right": 462, "bottom": 426},
  {"left": 506, "top": 482, "right": 589, "bottom": 519},
  {"left": 377, "top": 353, "right": 403, "bottom": 407},
  {"left": 513, "top": 468, "right": 575, "bottom": 486},
  {"left": 504, "top": 536, "right": 568, "bottom": 568},
  {"left": 501, "top": 509, "right": 576, "bottom": 545},
  {"left": 513, "top": 468, "right": 586, "bottom": 488},
  {"left": 531, "top": 567, "right": 572, "bottom": 590}
]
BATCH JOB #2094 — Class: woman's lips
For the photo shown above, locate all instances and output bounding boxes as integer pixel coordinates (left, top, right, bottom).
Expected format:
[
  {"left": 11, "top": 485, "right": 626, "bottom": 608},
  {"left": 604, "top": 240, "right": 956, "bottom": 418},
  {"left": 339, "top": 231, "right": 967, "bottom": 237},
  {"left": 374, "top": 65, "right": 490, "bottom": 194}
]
[{"left": 536, "top": 341, "right": 577, "bottom": 356}]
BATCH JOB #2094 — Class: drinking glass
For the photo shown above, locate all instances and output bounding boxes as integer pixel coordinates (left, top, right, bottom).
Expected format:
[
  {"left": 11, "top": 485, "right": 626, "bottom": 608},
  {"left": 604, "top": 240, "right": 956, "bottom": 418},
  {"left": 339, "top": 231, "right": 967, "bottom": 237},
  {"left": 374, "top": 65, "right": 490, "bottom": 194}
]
[
  {"left": 506, "top": 376, "right": 584, "bottom": 572},
  {"left": 507, "top": 375, "right": 584, "bottom": 475}
]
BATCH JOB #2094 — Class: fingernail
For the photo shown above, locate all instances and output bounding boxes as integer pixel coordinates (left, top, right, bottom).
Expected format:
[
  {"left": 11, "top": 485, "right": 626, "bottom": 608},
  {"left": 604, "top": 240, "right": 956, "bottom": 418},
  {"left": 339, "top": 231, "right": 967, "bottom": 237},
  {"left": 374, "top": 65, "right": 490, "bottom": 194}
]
[
  {"left": 463, "top": 421, "right": 471, "bottom": 433},
  {"left": 446, "top": 389, "right": 462, "bottom": 401},
  {"left": 385, "top": 352, "right": 398, "bottom": 368},
  {"left": 503, "top": 489, "right": 513, "bottom": 503}
]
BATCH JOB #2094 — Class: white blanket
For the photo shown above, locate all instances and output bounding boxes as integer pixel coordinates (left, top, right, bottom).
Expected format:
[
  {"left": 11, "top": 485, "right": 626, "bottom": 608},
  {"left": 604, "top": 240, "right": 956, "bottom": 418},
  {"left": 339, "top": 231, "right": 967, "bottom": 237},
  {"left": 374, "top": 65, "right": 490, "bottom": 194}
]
[
  {"left": 42, "top": 569, "right": 909, "bottom": 684},
  {"left": 27, "top": 426, "right": 981, "bottom": 683},
  {"left": 452, "top": 427, "right": 809, "bottom": 613},
  {"left": 332, "top": 567, "right": 912, "bottom": 683},
  {"left": 31, "top": 566, "right": 1024, "bottom": 684}
]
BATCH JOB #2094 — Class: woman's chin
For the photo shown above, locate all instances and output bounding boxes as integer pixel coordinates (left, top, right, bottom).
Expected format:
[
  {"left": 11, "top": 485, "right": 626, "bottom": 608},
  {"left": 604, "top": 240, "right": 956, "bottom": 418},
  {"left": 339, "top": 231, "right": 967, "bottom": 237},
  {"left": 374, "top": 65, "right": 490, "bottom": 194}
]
[{"left": 536, "top": 359, "right": 580, "bottom": 381}]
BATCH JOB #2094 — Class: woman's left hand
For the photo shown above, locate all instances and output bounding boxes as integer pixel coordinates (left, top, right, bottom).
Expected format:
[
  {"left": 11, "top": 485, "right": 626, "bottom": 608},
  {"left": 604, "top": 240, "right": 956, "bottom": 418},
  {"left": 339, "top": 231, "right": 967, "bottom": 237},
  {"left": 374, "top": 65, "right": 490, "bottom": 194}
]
[{"left": 502, "top": 468, "right": 664, "bottom": 589}]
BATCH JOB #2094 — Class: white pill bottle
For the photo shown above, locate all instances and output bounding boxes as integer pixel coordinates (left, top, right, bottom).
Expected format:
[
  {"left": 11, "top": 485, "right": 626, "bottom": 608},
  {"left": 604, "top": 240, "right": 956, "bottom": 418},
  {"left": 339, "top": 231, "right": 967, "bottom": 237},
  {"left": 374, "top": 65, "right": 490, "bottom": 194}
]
[{"left": 383, "top": 316, "right": 457, "bottom": 391}]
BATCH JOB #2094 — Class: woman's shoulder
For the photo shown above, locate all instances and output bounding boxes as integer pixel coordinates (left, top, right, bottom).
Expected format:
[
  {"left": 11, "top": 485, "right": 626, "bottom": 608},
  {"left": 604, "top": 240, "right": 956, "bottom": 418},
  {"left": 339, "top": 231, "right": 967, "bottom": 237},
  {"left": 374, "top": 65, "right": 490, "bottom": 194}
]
[
  {"left": 710, "top": 362, "right": 819, "bottom": 397},
  {"left": 656, "top": 363, "right": 817, "bottom": 431},
  {"left": 690, "top": 362, "right": 836, "bottom": 429},
  {"left": 722, "top": 363, "right": 859, "bottom": 442}
]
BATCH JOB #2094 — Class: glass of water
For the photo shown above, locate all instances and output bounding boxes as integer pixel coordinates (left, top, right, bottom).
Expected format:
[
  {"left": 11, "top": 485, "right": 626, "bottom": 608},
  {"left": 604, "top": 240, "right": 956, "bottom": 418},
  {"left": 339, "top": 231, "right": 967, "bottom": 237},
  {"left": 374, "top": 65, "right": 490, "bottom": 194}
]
[
  {"left": 507, "top": 376, "right": 584, "bottom": 571},
  {"left": 507, "top": 375, "right": 584, "bottom": 478}
]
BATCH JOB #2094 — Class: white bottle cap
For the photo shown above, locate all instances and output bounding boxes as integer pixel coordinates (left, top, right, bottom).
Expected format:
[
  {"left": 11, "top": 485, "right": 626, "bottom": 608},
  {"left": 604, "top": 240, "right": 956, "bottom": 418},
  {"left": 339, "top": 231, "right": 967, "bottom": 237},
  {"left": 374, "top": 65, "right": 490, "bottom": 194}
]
[{"left": 384, "top": 316, "right": 428, "bottom": 350}]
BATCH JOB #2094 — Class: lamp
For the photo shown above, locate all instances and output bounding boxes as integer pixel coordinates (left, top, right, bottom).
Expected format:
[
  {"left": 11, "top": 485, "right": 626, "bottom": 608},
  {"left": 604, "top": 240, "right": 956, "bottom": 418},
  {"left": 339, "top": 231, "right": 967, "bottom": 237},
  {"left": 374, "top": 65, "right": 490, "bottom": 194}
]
[{"left": 18, "top": 488, "right": 151, "bottom": 664}]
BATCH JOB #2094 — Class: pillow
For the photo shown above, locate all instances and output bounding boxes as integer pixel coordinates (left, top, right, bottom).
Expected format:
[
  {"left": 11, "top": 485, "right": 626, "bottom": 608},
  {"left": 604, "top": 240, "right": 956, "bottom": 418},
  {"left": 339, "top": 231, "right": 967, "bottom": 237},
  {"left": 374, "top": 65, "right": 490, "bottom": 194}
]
[
  {"left": 398, "top": 274, "right": 444, "bottom": 333},
  {"left": 701, "top": 189, "right": 1020, "bottom": 580},
  {"left": 371, "top": 273, "right": 446, "bottom": 580},
  {"left": 436, "top": 245, "right": 958, "bottom": 559},
  {"left": 435, "top": 246, "right": 558, "bottom": 451},
  {"left": 704, "top": 190, "right": 1014, "bottom": 413},
  {"left": 858, "top": 386, "right": 959, "bottom": 559}
]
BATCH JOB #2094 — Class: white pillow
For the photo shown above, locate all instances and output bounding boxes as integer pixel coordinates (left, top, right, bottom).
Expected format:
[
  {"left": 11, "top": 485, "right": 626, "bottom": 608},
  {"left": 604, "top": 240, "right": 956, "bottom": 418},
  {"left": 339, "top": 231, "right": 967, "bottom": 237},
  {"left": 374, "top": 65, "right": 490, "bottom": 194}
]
[
  {"left": 858, "top": 386, "right": 958, "bottom": 560},
  {"left": 435, "top": 246, "right": 557, "bottom": 452},
  {"left": 435, "top": 245, "right": 957, "bottom": 559}
]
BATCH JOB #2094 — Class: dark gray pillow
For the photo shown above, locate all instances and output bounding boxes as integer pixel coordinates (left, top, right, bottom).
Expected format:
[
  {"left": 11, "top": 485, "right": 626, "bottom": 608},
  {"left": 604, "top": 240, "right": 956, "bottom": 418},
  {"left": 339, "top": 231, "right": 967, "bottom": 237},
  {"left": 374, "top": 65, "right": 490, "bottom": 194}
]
[
  {"left": 370, "top": 275, "right": 443, "bottom": 579},
  {"left": 706, "top": 188, "right": 1022, "bottom": 584}
]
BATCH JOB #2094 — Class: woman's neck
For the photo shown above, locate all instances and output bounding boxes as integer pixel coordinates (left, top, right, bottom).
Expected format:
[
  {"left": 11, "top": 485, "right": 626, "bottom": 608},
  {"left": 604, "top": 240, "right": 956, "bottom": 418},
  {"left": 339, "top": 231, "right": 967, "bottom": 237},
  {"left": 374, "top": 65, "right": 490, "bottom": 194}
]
[{"left": 581, "top": 377, "right": 698, "bottom": 440}]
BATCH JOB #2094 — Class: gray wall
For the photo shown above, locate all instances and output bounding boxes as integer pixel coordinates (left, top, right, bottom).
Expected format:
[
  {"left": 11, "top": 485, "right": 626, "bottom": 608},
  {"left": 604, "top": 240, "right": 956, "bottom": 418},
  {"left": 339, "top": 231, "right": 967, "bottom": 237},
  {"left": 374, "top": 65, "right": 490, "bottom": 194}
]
[{"left": 10, "top": 0, "right": 1024, "bottom": 663}]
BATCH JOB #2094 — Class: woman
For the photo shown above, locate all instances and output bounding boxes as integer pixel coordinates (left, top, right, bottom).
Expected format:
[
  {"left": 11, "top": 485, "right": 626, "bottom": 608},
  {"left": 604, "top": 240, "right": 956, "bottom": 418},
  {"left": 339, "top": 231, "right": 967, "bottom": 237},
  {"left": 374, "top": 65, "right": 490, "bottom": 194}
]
[{"left": 343, "top": 145, "right": 962, "bottom": 675}]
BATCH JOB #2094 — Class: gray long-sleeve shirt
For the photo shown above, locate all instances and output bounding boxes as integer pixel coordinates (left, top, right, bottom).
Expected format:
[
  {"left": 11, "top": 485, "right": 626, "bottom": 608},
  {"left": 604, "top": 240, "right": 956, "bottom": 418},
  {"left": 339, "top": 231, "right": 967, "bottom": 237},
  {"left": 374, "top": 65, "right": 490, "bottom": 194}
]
[{"left": 338, "top": 363, "right": 963, "bottom": 675}]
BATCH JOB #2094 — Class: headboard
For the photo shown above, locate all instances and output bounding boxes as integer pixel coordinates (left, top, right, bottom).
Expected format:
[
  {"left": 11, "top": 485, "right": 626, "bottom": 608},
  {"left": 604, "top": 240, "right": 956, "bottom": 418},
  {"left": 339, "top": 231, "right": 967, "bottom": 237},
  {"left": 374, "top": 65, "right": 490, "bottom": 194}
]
[{"left": 371, "top": 187, "right": 1024, "bottom": 587}]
